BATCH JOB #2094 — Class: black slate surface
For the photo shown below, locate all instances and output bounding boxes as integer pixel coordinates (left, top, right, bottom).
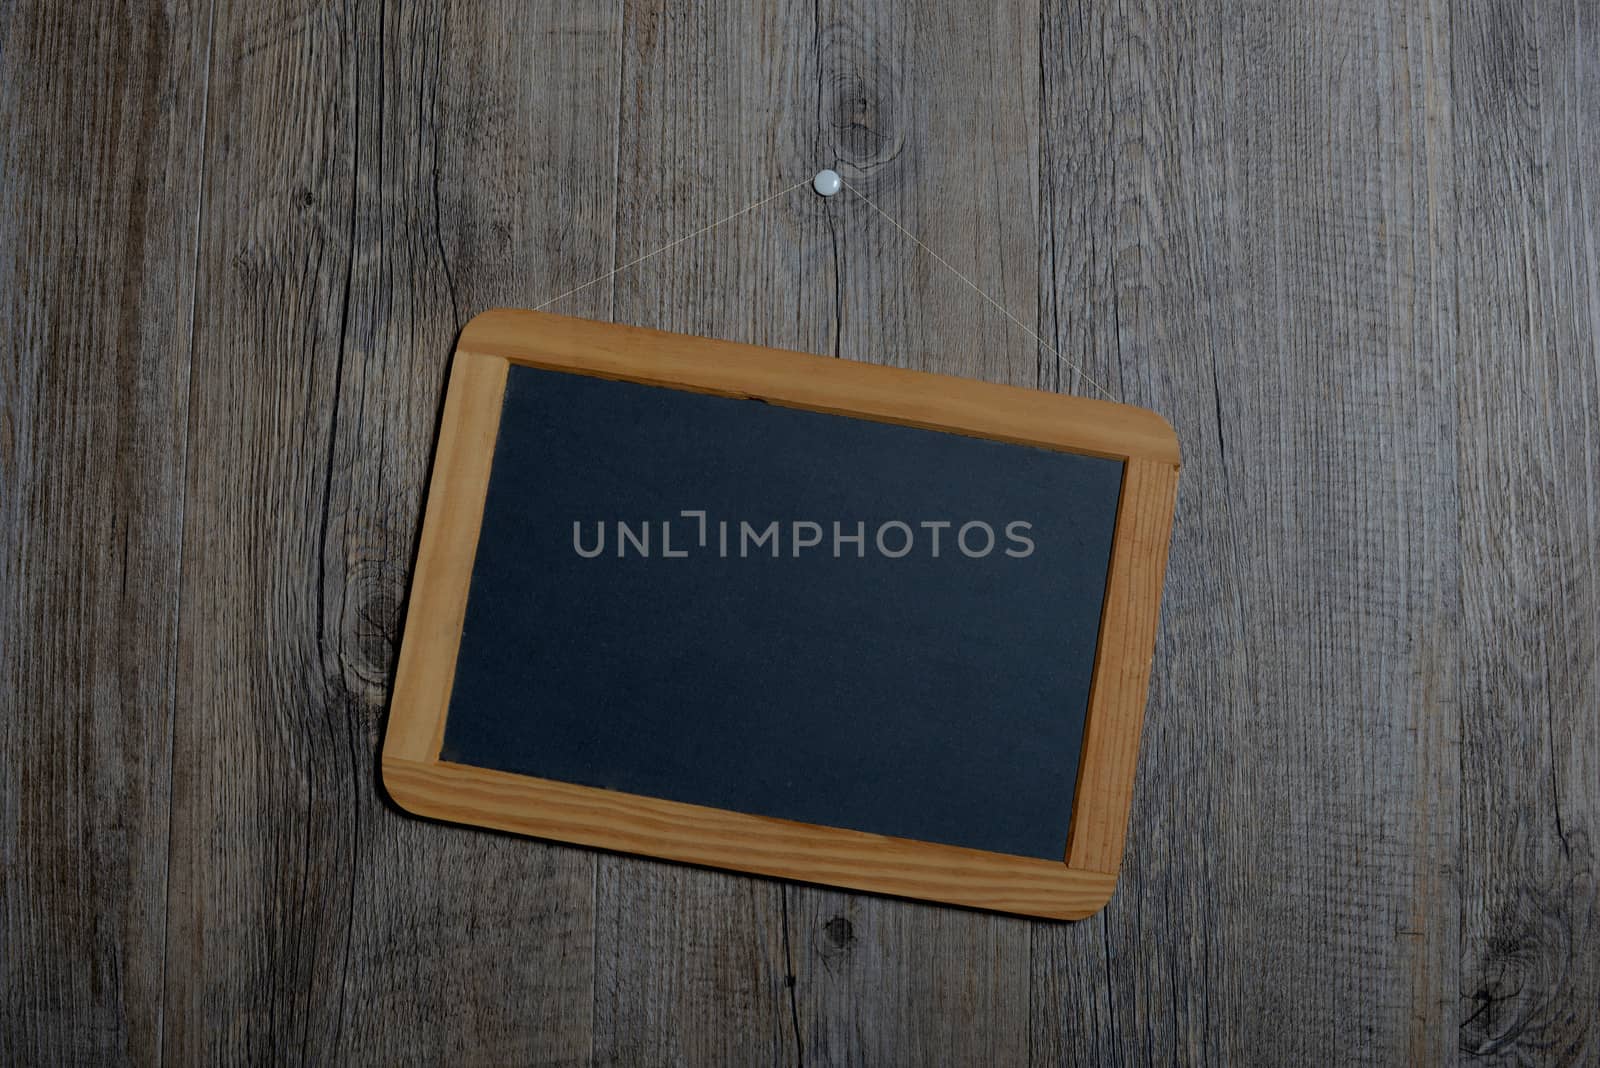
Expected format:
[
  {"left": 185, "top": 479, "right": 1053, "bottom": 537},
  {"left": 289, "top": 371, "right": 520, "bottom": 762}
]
[{"left": 439, "top": 364, "right": 1123, "bottom": 861}]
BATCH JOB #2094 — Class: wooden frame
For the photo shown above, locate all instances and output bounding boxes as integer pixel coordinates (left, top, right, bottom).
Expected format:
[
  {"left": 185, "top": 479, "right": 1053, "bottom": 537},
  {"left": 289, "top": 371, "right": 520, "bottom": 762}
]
[{"left": 383, "top": 309, "right": 1180, "bottom": 921}]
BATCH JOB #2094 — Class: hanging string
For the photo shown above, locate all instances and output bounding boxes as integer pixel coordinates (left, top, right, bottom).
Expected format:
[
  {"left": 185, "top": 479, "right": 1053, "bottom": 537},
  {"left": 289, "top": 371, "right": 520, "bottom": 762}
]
[
  {"left": 533, "top": 175, "right": 1116, "bottom": 402},
  {"left": 837, "top": 179, "right": 1116, "bottom": 402},
  {"left": 535, "top": 178, "right": 813, "bottom": 311}
]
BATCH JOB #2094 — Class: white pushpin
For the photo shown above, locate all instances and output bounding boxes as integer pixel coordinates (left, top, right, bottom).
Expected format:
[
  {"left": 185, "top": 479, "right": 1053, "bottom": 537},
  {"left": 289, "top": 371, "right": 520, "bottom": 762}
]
[{"left": 812, "top": 169, "right": 842, "bottom": 197}]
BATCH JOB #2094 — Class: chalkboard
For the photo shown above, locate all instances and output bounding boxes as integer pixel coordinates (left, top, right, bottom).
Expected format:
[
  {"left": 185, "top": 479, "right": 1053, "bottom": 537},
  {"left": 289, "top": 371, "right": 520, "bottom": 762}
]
[
  {"left": 440, "top": 365, "right": 1123, "bottom": 861},
  {"left": 385, "top": 310, "right": 1180, "bottom": 920}
]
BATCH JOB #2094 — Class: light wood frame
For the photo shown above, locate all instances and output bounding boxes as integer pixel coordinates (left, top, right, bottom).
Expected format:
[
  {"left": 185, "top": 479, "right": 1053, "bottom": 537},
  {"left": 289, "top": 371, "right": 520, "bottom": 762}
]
[{"left": 383, "top": 309, "right": 1180, "bottom": 921}]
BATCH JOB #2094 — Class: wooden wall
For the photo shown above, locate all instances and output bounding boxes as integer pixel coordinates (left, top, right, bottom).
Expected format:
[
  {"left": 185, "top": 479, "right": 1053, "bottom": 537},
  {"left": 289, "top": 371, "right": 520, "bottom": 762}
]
[{"left": 2, "top": 1, "right": 1596, "bottom": 1063}]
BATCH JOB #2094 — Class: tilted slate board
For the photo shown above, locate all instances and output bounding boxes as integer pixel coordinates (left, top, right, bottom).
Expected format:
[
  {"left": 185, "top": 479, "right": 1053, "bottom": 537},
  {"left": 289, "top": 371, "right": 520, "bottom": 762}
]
[
  {"left": 439, "top": 364, "right": 1124, "bottom": 862},
  {"left": 384, "top": 309, "right": 1182, "bottom": 919}
]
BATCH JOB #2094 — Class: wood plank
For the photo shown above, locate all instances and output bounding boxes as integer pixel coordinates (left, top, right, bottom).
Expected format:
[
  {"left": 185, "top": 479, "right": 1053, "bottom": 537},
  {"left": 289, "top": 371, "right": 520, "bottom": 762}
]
[
  {"left": 457, "top": 308, "right": 1180, "bottom": 463},
  {"left": 594, "top": 0, "right": 1048, "bottom": 1055},
  {"left": 594, "top": 865, "right": 798, "bottom": 1067},
  {"left": 598, "top": 0, "right": 1049, "bottom": 1055},
  {"left": 817, "top": 0, "right": 1046, "bottom": 391},
  {"left": 0, "top": 3, "right": 210, "bottom": 1063},
  {"left": 387, "top": 759, "right": 1118, "bottom": 920},
  {"left": 159, "top": 2, "right": 617, "bottom": 1061},
  {"left": 383, "top": 350, "right": 508, "bottom": 765},
  {"left": 787, "top": 892, "right": 1034, "bottom": 1068},
  {"left": 585, "top": 0, "right": 825, "bottom": 1055},
  {"left": 1067, "top": 458, "right": 1179, "bottom": 874},
  {"left": 1032, "top": 1, "right": 1461, "bottom": 1064},
  {"left": 300, "top": 5, "right": 622, "bottom": 1060},
  {"left": 1453, "top": 2, "right": 1600, "bottom": 1061},
  {"left": 590, "top": 0, "right": 821, "bottom": 1059},
  {"left": 781, "top": 1, "right": 1043, "bottom": 1062}
]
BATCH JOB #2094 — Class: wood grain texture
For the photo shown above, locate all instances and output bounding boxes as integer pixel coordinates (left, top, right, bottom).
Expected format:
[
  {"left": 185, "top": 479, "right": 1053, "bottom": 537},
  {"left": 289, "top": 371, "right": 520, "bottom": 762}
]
[
  {"left": 0, "top": 3, "right": 209, "bottom": 1062},
  {"left": 765, "top": 4, "right": 1056, "bottom": 1060},
  {"left": 1066, "top": 458, "right": 1178, "bottom": 874},
  {"left": 1454, "top": 2, "right": 1600, "bottom": 1062},
  {"left": 458, "top": 308, "right": 1179, "bottom": 462},
  {"left": 595, "top": 2, "right": 828, "bottom": 1061},
  {"left": 1033, "top": 1, "right": 1466, "bottom": 1065},
  {"left": 384, "top": 350, "right": 507, "bottom": 765},
  {"left": 386, "top": 759, "right": 1119, "bottom": 921},
  {"left": 6, "top": 0, "right": 1600, "bottom": 1063},
  {"left": 790, "top": 891, "right": 1032, "bottom": 1068},
  {"left": 158, "top": 2, "right": 615, "bottom": 1063}
]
